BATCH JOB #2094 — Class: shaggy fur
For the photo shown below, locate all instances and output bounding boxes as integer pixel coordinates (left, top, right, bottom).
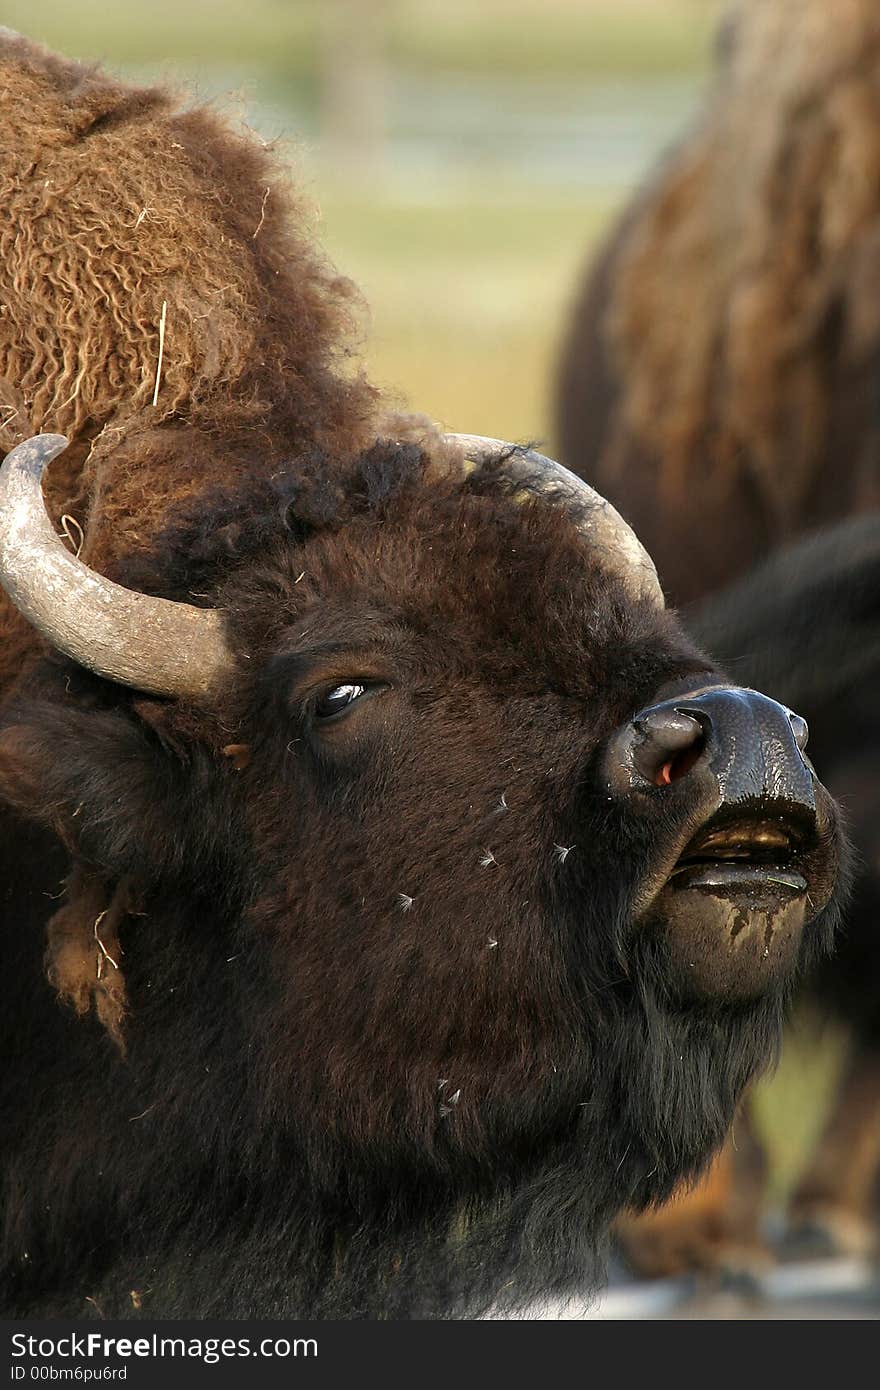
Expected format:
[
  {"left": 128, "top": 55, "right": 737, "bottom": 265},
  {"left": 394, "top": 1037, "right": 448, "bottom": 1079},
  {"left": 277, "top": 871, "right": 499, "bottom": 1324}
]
[
  {"left": 0, "top": 446, "right": 846, "bottom": 1317},
  {"left": 0, "top": 32, "right": 378, "bottom": 676},
  {"left": 556, "top": 0, "right": 880, "bottom": 605}
]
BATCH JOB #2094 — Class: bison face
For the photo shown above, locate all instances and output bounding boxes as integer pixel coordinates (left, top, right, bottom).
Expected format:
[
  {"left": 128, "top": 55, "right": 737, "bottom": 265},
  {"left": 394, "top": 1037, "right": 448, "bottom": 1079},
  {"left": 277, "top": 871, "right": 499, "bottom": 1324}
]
[
  {"left": 0, "top": 438, "right": 846, "bottom": 1291},
  {"left": 217, "top": 528, "right": 841, "bottom": 1185}
]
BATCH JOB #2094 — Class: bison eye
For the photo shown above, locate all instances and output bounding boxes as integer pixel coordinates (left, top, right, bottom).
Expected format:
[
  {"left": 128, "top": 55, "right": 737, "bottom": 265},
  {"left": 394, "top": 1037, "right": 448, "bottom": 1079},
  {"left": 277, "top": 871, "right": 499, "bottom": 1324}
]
[{"left": 314, "top": 683, "right": 367, "bottom": 721}]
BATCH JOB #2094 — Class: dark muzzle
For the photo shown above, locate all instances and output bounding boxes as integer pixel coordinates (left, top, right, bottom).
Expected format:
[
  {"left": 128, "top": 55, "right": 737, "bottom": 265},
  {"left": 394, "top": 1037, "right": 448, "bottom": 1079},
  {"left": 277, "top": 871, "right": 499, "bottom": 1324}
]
[
  {"left": 602, "top": 685, "right": 838, "bottom": 1001},
  {"left": 606, "top": 685, "right": 816, "bottom": 826}
]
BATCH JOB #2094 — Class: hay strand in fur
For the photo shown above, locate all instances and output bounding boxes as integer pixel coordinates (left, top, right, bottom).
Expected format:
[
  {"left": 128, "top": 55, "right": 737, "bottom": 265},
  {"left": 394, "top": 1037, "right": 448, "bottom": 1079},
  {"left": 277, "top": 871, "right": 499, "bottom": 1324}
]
[
  {"left": 151, "top": 301, "right": 167, "bottom": 409},
  {"left": 45, "top": 867, "right": 135, "bottom": 1050}
]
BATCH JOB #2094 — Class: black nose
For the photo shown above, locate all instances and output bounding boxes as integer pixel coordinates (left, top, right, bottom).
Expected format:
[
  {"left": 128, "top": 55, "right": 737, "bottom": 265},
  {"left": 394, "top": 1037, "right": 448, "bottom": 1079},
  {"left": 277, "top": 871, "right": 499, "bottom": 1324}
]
[{"left": 605, "top": 686, "right": 816, "bottom": 816}]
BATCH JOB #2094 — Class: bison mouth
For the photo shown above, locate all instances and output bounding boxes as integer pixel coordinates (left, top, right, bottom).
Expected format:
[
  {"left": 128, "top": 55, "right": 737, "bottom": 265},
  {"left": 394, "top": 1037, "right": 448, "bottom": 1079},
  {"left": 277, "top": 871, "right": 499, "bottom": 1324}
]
[
  {"left": 647, "top": 805, "right": 835, "bottom": 1002},
  {"left": 668, "top": 817, "right": 809, "bottom": 894}
]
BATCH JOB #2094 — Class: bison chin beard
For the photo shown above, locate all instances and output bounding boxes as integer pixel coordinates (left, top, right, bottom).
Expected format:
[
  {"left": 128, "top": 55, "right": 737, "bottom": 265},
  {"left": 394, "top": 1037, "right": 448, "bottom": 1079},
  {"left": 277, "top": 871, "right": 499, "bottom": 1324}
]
[
  {"left": 433, "top": 882, "right": 850, "bottom": 1320},
  {"left": 301, "top": 992, "right": 805, "bottom": 1320},
  {"left": 268, "top": 902, "right": 847, "bottom": 1323}
]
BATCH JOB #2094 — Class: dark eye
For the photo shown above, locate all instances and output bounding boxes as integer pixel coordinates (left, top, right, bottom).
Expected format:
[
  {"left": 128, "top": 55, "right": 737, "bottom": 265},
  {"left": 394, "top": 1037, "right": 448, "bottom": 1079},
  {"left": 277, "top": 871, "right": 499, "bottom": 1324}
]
[{"left": 314, "top": 683, "right": 367, "bottom": 721}]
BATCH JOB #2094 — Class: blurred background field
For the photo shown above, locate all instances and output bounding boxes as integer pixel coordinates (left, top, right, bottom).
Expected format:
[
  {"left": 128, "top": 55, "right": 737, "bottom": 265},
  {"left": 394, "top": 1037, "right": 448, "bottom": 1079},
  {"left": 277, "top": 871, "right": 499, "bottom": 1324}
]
[{"left": 3, "top": 0, "right": 847, "bottom": 1202}]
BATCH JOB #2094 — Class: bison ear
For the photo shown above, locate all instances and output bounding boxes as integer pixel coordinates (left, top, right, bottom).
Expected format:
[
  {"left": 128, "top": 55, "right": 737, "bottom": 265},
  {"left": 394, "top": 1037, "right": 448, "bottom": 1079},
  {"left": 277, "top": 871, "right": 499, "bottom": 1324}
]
[
  {"left": 0, "top": 724, "right": 52, "bottom": 818},
  {"left": 130, "top": 697, "right": 203, "bottom": 763},
  {"left": 0, "top": 713, "right": 111, "bottom": 852},
  {"left": 0, "top": 680, "right": 240, "bottom": 889},
  {"left": 0, "top": 719, "right": 89, "bottom": 855}
]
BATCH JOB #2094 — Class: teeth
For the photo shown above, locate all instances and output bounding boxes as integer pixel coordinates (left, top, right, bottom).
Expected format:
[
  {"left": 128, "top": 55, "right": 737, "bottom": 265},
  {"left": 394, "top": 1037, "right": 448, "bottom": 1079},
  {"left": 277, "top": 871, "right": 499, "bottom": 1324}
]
[{"left": 677, "top": 819, "right": 798, "bottom": 869}]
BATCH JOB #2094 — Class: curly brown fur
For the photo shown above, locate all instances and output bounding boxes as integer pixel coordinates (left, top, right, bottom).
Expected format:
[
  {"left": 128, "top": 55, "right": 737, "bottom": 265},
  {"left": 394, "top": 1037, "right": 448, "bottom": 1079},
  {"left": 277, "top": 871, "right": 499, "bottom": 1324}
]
[
  {"left": 557, "top": 0, "right": 880, "bottom": 604},
  {"left": 0, "top": 32, "right": 378, "bottom": 678}
]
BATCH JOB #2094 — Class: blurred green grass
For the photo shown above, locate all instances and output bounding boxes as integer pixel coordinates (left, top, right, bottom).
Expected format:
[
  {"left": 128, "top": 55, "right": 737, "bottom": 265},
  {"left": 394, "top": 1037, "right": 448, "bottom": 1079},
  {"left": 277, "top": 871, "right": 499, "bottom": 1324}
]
[
  {"left": 4, "top": 0, "right": 715, "bottom": 80},
  {"left": 752, "top": 1014, "right": 847, "bottom": 1202},
  {"left": 391, "top": 2, "right": 714, "bottom": 80},
  {"left": 319, "top": 188, "right": 613, "bottom": 447}
]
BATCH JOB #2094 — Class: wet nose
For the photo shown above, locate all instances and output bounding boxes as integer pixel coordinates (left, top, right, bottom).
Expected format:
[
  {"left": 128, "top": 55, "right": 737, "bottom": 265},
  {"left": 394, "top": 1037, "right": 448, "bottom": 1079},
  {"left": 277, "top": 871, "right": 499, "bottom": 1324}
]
[{"left": 606, "top": 686, "right": 816, "bottom": 815}]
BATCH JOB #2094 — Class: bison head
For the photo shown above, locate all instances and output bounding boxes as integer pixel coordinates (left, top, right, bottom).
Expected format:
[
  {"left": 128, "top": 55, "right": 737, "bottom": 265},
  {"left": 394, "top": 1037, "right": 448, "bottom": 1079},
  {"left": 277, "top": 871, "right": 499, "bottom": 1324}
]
[{"left": 0, "top": 433, "right": 845, "bottom": 1316}]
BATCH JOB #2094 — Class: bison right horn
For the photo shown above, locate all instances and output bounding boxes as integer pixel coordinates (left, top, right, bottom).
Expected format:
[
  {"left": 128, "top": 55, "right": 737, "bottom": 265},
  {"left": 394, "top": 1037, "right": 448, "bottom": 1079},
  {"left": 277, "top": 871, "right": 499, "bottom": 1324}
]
[
  {"left": 0, "top": 435, "right": 233, "bottom": 700},
  {"left": 445, "top": 434, "right": 664, "bottom": 608}
]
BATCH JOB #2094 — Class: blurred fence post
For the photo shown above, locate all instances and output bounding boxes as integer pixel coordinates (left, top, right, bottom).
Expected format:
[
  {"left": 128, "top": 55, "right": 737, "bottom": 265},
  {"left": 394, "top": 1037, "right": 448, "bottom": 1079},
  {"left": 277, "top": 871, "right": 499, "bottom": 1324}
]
[{"left": 319, "top": 0, "right": 390, "bottom": 183}]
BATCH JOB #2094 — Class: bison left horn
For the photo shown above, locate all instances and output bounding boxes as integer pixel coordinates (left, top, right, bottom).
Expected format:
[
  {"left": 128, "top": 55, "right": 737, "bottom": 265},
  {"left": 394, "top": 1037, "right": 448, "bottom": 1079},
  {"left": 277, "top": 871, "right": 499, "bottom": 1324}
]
[{"left": 0, "top": 435, "right": 233, "bottom": 699}]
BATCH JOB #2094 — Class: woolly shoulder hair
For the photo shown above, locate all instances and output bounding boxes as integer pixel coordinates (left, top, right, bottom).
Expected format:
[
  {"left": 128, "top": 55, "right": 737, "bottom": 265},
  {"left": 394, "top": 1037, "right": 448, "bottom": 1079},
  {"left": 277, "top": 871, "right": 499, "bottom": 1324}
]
[
  {"left": 606, "top": 0, "right": 880, "bottom": 526},
  {"left": 0, "top": 31, "right": 380, "bottom": 682}
]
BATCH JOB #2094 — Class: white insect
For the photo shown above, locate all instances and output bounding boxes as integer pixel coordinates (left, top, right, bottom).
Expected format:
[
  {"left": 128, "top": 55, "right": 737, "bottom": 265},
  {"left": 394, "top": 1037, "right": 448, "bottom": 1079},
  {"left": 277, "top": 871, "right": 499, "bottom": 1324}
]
[{"left": 438, "top": 1083, "right": 461, "bottom": 1117}]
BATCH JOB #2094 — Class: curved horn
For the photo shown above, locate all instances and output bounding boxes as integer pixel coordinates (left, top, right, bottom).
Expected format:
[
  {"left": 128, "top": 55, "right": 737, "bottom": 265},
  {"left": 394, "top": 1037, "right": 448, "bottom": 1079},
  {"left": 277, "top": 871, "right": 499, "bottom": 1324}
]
[
  {"left": 444, "top": 434, "right": 664, "bottom": 608},
  {"left": 0, "top": 435, "right": 233, "bottom": 699}
]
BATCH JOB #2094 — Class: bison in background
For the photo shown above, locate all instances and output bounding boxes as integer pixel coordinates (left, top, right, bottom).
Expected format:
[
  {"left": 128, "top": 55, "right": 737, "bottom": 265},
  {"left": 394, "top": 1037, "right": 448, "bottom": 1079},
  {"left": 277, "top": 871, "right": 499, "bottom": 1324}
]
[
  {"left": 557, "top": 0, "right": 880, "bottom": 608},
  {"left": 0, "top": 34, "right": 846, "bottom": 1317},
  {"left": 556, "top": 0, "right": 880, "bottom": 1273}
]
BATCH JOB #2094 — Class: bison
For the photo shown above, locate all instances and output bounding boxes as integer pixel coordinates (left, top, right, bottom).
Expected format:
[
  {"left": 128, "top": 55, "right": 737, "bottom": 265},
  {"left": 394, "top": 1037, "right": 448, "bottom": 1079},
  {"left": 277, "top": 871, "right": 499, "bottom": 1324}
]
[
  {"left": 556, "top": 0, "right": 880, "bottom": 608},
  {"left": 556, "top": 0, "right": 880, "bottom": 1272},
  {"left": 0, "top": 34, "right": 846, "bottom": 1317}
]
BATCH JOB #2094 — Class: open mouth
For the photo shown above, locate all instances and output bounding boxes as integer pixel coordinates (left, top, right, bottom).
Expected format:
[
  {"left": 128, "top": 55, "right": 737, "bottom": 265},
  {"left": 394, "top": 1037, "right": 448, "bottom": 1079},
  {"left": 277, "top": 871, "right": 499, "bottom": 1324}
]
[
  {"left": 668, "top": 817, "right": 809, "bottom": 895},
  {"left": 647, "top": 808, "right": 829, "bottom": 1002}
]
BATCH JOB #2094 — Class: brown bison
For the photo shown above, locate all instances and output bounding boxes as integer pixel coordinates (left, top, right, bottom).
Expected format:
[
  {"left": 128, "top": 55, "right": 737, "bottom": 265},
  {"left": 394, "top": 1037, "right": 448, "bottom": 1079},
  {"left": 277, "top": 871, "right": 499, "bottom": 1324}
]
[
  {"left": 557, "top": 0, "right": 880, "bottom": 608},
  {"left": 556, "top": 0, "right": 880, "bottom": 1272},
  {"left": 0, "top": 34, "right": 846, "bottom": 1317}
]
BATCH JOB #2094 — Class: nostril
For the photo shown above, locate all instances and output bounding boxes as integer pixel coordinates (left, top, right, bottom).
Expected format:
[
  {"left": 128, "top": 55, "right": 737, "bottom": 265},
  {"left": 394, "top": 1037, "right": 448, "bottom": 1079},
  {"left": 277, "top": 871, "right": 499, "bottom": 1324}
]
[
  {"left": 636, "top": 710, "right": 703, "bottom": 750},
  {"left": 632, "top": 709, "right": 705, "bottom": 786},
  {"left": 789, "top": 711, "right": 809, "bottom": 752},
  {"left": 657, "top": 739, "right": 706, "bottom": 786}
]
